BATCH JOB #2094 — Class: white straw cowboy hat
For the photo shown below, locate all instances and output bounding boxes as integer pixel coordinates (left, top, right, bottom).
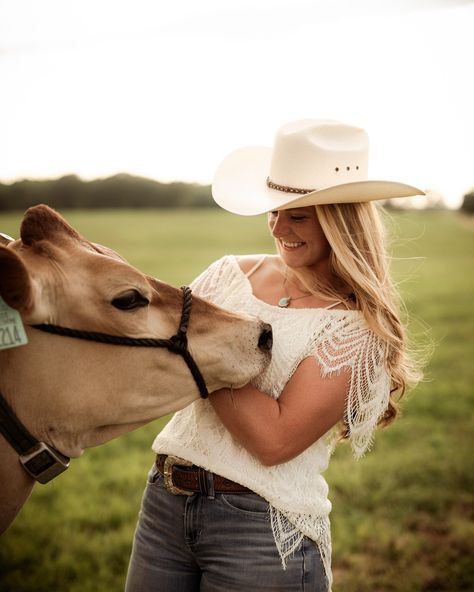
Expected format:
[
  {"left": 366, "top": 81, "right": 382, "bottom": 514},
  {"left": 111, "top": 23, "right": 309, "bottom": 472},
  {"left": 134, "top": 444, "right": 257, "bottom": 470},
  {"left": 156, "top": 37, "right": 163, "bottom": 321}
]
[{"left": 212, "top": 119, "right": 425, "bottom": 216}]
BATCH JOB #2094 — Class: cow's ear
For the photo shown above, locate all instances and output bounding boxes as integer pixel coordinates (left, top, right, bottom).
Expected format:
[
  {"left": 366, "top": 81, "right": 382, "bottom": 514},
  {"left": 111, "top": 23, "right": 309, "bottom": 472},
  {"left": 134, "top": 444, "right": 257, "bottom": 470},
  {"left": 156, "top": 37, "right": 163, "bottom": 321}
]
[
  {"left": 0, "top": 246, "right": 34, "bottom": 314},
  {"left": 21, "top": 204, "right": 82, "bottom": 245}
]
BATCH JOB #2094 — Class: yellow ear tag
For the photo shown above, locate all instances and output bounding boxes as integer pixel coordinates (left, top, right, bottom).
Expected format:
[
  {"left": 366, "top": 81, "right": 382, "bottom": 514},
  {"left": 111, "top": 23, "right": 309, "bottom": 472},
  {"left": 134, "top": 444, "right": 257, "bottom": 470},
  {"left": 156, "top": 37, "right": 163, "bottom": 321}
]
[{"left": 0, "top": 296, "right": 28, "bottom": 350}]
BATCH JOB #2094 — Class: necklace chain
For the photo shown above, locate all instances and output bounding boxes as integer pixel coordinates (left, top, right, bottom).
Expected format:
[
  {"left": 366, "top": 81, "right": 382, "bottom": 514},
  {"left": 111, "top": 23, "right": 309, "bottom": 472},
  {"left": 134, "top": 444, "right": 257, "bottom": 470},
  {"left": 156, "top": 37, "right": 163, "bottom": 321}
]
[
  {"left": 278, "top": 272, "right": 313, "bottom": 308},
  {"left": 277, "top": 264, "right": 354, "bottom": 309}
]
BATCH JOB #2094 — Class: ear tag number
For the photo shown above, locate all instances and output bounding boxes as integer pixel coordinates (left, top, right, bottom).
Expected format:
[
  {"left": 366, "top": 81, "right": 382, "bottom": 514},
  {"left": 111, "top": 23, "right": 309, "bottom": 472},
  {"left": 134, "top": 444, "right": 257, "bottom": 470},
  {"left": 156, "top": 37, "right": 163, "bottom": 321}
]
[{"left": 0, "top": 296, "right": 28, "bottom": 350}]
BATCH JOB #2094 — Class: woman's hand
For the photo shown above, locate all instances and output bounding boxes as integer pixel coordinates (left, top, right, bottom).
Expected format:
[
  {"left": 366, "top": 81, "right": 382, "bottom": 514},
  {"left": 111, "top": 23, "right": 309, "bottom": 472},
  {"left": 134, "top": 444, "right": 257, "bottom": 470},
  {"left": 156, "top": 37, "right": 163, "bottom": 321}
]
[{"left": 209, "top": 357, "right": 350, "bottom": 466}]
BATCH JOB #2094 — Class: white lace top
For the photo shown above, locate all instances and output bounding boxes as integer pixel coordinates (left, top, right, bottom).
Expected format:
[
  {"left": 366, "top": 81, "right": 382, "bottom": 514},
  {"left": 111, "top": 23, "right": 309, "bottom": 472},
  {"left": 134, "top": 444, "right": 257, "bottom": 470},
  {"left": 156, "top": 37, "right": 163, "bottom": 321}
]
[{"left": 153, "top": 255, "right": 390, "bottom": 586}]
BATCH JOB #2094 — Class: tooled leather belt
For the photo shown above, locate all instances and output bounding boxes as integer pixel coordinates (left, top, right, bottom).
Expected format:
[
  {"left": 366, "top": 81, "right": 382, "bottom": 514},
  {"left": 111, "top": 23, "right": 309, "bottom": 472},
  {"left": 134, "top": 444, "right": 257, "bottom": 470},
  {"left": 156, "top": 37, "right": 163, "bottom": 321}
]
[{"left": 156, "top": 454, "right": 251, "bottom": 496}]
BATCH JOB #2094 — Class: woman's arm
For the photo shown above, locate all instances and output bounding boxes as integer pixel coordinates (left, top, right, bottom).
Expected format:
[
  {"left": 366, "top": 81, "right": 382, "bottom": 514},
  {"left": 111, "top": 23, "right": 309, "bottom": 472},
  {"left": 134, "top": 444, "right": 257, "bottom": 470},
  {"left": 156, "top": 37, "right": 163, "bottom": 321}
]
[{"left": 209, "top": 357, "right": 350, "bottom": 466}]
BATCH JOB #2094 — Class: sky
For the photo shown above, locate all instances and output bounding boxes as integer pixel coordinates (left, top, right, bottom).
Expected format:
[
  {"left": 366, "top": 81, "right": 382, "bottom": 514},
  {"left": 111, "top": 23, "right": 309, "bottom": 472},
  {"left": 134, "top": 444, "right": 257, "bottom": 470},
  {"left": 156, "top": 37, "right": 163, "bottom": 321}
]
[{"left": 1, "top": 0, "right": 473, "bottom": 207}]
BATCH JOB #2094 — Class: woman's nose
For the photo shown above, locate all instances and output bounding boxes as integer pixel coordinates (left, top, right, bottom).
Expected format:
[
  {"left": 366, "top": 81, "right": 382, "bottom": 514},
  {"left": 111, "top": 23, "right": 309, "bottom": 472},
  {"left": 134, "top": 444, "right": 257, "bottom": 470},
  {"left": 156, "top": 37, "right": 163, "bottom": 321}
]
[{"left": 270, "top": 213, "right": 288, "bottom": 237}]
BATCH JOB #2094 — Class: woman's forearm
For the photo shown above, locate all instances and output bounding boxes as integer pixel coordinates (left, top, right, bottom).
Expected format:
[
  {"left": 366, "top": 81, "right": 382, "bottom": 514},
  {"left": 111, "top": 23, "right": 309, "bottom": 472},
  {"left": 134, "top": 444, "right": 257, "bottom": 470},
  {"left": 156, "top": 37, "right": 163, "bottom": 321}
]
[
  {"left": 209, "top": 385, "right": 284, "bottom": 465},
  {"left": 209, "top": 357, "right": 349, "bottom": 466}
]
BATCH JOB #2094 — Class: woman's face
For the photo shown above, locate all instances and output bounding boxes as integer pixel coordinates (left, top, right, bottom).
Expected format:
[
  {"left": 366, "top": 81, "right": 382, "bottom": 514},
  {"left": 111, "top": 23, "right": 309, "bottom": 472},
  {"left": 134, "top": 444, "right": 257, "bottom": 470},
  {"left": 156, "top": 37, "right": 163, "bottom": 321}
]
[{"left": 267, "top": 206, "right": 332, "bottom": 272}]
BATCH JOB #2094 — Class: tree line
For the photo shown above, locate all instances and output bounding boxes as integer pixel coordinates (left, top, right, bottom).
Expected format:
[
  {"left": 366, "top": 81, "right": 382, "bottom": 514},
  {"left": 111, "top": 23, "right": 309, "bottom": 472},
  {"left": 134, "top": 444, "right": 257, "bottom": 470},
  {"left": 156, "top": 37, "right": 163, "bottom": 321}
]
[
  {"left": 1, "top": 173, "right": 473, "bottom": 212},
  {"left": 0, "top": 174, "right": 216, "bottom": 211}
]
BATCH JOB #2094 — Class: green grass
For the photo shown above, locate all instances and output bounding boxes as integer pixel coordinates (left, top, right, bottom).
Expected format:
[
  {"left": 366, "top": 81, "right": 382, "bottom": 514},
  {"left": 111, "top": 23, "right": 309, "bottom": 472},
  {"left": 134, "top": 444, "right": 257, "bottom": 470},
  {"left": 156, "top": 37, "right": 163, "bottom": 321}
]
[{"left": 0, "top": 208, "right": 473, "bottom": 591}]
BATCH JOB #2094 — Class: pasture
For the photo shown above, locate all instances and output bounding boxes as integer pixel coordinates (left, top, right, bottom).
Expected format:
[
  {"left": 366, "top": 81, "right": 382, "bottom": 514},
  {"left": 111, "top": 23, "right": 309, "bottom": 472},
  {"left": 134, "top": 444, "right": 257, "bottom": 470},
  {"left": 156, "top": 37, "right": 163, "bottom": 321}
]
[{"left": 0, "top": 208, "right": 472, "bottom": 591}]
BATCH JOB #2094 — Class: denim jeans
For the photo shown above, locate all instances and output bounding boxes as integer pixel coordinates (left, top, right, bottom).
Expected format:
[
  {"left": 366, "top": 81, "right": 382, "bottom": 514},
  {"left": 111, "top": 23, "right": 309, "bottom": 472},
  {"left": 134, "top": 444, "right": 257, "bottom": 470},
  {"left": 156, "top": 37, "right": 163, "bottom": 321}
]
[{"left": 125, "top": 463, "right": 329, "bottom": 591}]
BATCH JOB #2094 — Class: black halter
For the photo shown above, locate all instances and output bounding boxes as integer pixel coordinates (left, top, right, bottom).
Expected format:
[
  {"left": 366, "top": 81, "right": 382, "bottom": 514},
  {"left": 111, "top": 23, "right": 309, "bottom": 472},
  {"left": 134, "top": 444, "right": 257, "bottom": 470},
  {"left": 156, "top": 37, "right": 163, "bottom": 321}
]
[
  {"left": 0, "top": 286, "right": 207, "bottom": 484},
  {"left": 33, "top": 285, "right": 208, "bottom": 399}
]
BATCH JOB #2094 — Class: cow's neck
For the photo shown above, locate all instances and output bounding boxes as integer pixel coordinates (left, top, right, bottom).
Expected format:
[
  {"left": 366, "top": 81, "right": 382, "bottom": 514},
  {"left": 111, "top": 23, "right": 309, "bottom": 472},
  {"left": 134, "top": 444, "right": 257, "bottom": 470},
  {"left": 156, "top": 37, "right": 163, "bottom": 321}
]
[
  {"left": 0, "top": 433, "right": 35, "bottom": 534},
  {"left": 0, "top": 330, "right": 200, "bottom": 459}
]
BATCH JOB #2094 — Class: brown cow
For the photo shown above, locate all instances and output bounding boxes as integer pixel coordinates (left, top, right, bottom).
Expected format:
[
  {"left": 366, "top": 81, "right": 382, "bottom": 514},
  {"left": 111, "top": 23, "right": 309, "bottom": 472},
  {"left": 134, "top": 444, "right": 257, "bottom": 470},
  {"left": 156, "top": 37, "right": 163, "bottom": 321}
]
[{"left": 0, "top": 205, "right": 271, "bottom": 533}]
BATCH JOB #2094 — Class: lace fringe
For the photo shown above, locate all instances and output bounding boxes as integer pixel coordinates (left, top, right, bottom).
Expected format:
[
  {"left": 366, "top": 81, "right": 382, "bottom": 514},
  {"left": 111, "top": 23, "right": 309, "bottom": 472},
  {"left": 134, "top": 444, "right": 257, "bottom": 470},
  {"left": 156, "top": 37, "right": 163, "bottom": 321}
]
[{"left": 270, "top": 506, "right": 333, "bottom": 589}]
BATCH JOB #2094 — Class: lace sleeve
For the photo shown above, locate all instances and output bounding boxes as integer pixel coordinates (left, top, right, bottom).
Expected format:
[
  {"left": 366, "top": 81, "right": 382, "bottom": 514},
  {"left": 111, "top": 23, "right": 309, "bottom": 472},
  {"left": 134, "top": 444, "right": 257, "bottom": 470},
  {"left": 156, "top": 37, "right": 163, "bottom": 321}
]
[{"left": 312, "top": 315, "right": 391, "bottom": 458}]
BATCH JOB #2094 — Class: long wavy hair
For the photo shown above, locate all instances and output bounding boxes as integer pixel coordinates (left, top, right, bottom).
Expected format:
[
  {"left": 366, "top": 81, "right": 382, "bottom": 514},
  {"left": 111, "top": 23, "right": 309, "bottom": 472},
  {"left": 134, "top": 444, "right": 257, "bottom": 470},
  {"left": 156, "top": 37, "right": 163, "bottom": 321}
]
[{"left": 281, "top": 201, "right": 423, "bottom": 435}]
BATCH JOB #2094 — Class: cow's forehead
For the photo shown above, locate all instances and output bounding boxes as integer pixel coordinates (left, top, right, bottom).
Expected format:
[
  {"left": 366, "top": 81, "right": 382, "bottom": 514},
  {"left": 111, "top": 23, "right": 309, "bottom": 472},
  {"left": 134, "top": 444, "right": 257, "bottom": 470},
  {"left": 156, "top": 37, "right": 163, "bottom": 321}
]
[
  {"left": 14, "top": 235, "right": 144, "bottom": 295},
  {"left": 90, "top": 242, "right": 127, "bottom": 263},
  {"left": 14, "top": 232, "right": 120, "bottom": 261}
]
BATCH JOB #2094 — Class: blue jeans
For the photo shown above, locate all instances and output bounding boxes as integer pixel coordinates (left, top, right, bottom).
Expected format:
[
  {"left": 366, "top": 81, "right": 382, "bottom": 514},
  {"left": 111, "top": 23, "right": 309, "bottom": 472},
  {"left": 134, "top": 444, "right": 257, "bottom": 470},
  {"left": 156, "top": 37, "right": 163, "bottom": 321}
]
[{"left": 125, "top": 463, "right": 329, "bottom": 591}]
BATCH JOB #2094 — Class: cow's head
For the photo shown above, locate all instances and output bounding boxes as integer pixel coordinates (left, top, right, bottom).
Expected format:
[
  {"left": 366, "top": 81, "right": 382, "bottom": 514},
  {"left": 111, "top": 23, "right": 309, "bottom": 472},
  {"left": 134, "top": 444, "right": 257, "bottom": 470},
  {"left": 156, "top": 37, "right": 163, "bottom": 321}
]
[{"left": 0, "top": 205, "right": 271, "bottom": 457}]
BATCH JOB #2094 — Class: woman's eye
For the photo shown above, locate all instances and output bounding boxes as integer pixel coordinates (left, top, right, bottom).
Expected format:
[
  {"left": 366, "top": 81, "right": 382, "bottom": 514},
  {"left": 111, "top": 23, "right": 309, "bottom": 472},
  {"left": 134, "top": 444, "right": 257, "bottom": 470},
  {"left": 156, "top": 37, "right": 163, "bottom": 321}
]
[
  {"left": 290, "top": 216, "right": 306, "bottom": 221},
  {"left": 112, "top": 290, "right": 149, "bottom": 311}
]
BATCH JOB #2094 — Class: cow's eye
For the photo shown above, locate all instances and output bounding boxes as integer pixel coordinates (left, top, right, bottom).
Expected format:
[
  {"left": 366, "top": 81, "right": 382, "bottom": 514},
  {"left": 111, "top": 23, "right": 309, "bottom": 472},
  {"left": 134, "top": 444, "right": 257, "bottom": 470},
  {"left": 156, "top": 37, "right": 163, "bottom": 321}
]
[{"left": 112, "top": 290, "right": 149, "bottom": 311}]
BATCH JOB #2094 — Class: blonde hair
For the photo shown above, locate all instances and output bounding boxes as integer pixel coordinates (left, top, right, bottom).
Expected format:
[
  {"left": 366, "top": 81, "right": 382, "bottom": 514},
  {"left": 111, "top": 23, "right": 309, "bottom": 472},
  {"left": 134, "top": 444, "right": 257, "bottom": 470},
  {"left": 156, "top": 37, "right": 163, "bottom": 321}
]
[{"left": 282, "top": 202, "right": 422, "bottom": 435}]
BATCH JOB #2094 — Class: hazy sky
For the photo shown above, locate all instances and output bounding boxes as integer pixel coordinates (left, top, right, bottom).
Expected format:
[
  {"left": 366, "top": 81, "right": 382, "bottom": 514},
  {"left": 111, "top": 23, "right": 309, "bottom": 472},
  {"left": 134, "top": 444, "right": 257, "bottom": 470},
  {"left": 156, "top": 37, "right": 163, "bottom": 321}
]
[{"left": 1, "top": 0, "right": 473, "bottom": 206}]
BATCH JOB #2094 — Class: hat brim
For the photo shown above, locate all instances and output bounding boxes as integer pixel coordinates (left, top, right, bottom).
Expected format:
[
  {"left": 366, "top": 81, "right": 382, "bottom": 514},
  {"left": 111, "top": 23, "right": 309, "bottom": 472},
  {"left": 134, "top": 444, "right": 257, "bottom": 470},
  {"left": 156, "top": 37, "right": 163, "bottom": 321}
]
[{"left": 212, "top": 146, "right": 425, "bottom": 216}]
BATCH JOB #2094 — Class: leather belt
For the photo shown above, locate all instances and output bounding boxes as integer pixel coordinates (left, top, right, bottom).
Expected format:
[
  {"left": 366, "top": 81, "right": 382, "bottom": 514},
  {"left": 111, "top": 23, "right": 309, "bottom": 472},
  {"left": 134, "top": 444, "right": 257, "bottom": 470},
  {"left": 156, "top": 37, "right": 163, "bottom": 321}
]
[{"left": 156, "top": 454, "right": 251, "bottom": 496}]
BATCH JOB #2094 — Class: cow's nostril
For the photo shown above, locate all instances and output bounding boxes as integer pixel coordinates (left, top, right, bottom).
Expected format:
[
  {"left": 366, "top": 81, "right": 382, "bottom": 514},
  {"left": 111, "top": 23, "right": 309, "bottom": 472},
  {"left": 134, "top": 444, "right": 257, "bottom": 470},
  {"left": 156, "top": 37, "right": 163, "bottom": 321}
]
[{"left": 258, "top": 324, "right": 273, "bottom": 351}]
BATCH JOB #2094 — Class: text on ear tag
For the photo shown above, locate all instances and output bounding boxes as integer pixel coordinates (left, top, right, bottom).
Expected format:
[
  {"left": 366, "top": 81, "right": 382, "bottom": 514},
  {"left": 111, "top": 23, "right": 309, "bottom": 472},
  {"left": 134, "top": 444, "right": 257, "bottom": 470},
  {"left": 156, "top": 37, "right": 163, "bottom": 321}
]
[{"left": 0, "top": 296, "right": 28, "bottom": 350}]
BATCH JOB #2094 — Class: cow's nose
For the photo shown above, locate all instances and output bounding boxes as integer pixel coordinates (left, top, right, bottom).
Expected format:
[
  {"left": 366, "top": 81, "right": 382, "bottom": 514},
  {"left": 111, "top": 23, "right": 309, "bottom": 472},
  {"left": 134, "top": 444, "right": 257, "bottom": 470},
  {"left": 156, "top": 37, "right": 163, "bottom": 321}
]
[{"left": 258, "top": 323, "right": 273, "bottom": 352}]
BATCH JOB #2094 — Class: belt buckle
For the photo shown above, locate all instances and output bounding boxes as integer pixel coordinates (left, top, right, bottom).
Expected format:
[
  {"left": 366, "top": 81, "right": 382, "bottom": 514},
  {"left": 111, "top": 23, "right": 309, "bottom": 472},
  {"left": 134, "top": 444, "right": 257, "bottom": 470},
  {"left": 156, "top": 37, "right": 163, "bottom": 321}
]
[{"left": 163, "top": 455, "right": 194, "bottom": 496}]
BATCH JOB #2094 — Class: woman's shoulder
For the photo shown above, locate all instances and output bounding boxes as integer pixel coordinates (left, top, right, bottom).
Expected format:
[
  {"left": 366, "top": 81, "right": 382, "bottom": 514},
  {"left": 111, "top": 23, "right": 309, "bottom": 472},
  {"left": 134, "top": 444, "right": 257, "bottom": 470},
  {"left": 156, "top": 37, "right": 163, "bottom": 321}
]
[
  {"left": 235, "top": 254, "right": 277, "bottom": 275},
  {"left": 199, "top": 254, "right": 250, "bottom": 284}
]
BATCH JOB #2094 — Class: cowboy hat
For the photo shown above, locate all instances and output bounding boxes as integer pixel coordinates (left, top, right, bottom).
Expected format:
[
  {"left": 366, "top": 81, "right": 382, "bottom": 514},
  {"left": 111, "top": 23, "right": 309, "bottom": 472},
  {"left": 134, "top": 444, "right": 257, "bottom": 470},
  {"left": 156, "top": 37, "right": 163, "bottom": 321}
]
[{"left": 212, "top": 119, "right": 425, "bottom": 216}]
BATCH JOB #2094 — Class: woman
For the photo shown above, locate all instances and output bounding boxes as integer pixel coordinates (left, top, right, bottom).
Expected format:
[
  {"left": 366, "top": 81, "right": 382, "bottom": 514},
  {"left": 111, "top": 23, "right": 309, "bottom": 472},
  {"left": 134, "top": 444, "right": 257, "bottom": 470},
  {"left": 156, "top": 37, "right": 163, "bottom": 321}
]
[{"left": 125, "top": 119, "right": 424, "bottom": 591}]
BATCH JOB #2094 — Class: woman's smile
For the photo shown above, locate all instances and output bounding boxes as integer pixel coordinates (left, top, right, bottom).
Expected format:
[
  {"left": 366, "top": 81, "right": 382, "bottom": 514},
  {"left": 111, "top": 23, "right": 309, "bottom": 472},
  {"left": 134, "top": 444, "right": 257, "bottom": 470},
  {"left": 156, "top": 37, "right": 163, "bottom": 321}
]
[{"left": 280, "top": 240, "right": 306, "bottom": 250}]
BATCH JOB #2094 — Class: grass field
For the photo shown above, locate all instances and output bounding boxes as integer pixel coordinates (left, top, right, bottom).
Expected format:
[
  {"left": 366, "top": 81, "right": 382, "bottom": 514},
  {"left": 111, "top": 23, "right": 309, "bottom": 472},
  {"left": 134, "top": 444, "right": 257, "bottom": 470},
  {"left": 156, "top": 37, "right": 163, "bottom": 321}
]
[{"left": 0, "top": 208, "right": 473, "bottom": 591}]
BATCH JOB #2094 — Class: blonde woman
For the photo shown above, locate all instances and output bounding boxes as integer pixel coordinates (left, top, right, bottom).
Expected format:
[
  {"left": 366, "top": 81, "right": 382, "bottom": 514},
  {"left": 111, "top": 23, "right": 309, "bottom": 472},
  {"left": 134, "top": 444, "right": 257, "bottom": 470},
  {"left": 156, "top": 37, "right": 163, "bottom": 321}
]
[{"left": 126, "top": 120, "right": 424, "bottom": 591}]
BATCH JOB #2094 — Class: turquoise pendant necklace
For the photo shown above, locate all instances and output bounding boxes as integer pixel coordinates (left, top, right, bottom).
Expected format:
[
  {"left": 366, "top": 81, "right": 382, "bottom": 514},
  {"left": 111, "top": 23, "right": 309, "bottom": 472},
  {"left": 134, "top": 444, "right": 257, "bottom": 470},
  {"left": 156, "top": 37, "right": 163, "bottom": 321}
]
[
  {"left": 278, "top": 296, "right": 291, "bottom": 308},
  {"left": 278, "top": 273, "right": 313, "bottom": 308},
  {"left": 277, "top": 294, "right": 313, "bottom": 308}
]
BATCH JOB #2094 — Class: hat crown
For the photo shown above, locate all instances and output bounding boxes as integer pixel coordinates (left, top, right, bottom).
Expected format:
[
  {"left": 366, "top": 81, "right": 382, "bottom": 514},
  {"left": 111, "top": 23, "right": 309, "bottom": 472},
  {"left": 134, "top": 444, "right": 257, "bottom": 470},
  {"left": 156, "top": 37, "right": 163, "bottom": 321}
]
[{"left": 269, "top": 119, "right": 369, "bottom": 190}]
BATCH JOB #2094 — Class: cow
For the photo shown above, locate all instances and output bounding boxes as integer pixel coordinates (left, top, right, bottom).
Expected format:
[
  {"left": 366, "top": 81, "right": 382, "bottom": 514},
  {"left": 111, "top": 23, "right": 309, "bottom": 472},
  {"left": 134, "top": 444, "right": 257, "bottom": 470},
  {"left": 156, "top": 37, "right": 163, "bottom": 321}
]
[{"left": 0, "top": 204, "right": 272, "bottom": 533}]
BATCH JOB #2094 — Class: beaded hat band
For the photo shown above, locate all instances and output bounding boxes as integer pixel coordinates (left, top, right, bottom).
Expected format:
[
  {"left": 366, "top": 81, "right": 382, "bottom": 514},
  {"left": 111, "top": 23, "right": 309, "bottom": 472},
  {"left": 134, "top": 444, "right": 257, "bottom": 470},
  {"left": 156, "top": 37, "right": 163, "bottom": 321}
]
[{"left": 266, "top": 177, "right": 316, "bottom": 195}]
